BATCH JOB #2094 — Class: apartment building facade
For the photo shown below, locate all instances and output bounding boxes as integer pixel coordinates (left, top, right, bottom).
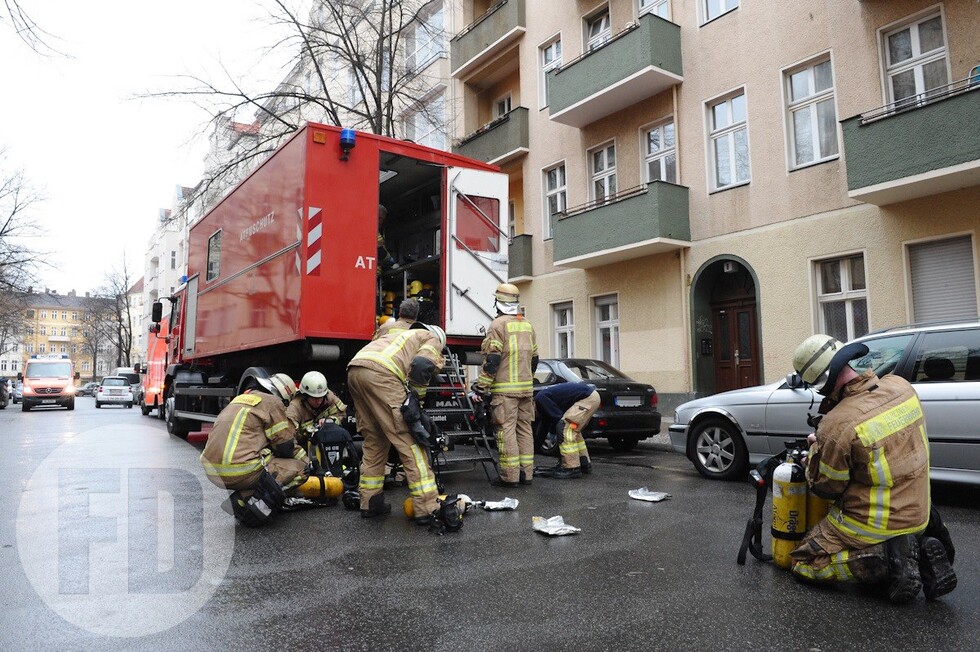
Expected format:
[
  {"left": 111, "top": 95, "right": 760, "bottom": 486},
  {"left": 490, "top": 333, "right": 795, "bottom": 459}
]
[{"left": 450, "top": 0, "right": 980, "bottom": 409}]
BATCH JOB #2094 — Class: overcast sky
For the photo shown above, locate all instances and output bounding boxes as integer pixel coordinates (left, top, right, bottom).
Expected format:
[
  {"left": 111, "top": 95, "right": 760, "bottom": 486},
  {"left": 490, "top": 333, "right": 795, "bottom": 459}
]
[{"left": 0, "top": 1, "right": 290, "bottom": 294}]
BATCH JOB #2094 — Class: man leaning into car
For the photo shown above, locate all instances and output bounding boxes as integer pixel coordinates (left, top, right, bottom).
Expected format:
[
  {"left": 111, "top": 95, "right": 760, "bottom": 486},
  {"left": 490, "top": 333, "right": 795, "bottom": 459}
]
[{"left": 788, "top": 334, "right": 956, "bottom": 603}]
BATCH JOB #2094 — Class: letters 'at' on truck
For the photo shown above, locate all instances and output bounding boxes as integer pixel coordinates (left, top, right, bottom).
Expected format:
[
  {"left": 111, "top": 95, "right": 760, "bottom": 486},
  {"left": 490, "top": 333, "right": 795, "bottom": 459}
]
[{"left": 142, "top": 123, "right": 509, "bottom": 438}]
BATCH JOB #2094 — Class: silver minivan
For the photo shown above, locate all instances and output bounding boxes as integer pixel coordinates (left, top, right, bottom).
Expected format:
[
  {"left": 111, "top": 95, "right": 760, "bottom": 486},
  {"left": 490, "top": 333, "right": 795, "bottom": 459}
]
[{"left": 670, "top": 321, "right": 980, "bottom": 485}]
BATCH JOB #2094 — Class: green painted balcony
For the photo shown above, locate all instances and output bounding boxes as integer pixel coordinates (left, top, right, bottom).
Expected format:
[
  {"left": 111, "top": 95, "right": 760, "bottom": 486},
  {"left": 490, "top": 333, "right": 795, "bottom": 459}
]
[
  {"left": 508, "top": 234, "right": 533, "bottom": 280},
  {"left": 451, "top": 0, "right": 525, "bottom": 80},
  {"left": 553, "top": 182, "right": 690, "bottom": 269},
  {"left": 453, "top": 107, "right": 529, "bottom": 166},
  {"left": 547, "top": 12, "right": 682, "bottom": 128},
  {"left": 842, "top": 82, "right": 980, "bottom": 205}
]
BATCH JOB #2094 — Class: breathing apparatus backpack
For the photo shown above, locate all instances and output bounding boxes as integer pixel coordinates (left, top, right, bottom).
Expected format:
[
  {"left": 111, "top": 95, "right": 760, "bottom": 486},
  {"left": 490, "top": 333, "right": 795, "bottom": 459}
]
[{"left": 737, "top": 440, "right": 831, "bottom": 568}]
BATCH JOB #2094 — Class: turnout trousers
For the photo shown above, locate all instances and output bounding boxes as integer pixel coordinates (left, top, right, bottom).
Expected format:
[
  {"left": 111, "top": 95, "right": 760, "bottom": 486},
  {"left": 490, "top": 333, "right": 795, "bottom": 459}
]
[
  {"left": 490, "top": 394, "right": 534, "bottom": 483},
  {"left": 559, "top": 391, "right": 600, "bottom": 469},
  {"left": 348, "top": 365, "right": 439, "bottom": 517}
]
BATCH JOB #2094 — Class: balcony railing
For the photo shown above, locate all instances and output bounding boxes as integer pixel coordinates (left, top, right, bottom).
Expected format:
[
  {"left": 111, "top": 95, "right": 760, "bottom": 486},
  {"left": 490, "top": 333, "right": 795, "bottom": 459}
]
[
  {"left": 841, "top": 77, "right": 980, "bottom": 205},
  {"left": 453, "top": 107, "right": 529, "bottom": 165},
  {"left": 508, "top": 234, "right": 533, "bottom": 280},
  {"left": 451, "top": 0, "right": 525, "bottom": 79},
  {"left": 547, "top": 12, "right": 682, "bottom": 128},
  {"left": 553, "top": 182, "right": 690, "bottom": 268}
]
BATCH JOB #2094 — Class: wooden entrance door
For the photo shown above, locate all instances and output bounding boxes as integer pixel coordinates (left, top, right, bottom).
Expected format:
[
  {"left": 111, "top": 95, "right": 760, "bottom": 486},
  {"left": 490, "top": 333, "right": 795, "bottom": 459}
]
[{"left": 712, "top": 300, "right": 760, "bottom": 393}]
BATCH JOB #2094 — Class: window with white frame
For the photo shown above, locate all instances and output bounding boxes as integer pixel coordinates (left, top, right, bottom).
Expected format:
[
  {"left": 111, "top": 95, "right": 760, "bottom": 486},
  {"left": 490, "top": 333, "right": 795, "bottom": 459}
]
[
  {"left": 702, "top": 0, "right": 738, "bottom": 24},
  {"left": 586, "top": 8, "right": 611, "bottom": 51},
  {"left": 816, "top": 254, "right": 868, "bottom": 342},
  {"left": 82, "top": 361, "right": 90, "bottom": 372},
  {"left": 593, "top": 295, "right": 620, "bottom": 368},
  {"left": 495, "top": 94, "right": 512, "bottom": 119},
  {"left": 61, "top": 311, "right": 67, "bottom": 320},
  {"left": 708, "top": 91, "right": 749, "bottom": 190},
  {"left": 643, "top": 121, "right": 676, "bottom": 183},
  {"left": 60, "top": 344, "right": 66, "bottom": 354},
  {"left": 883, "top": 13, "right": 948, "bottom": 107},
  {"left": 40, "top": 326, "right": 45, "bottom": 336},
  {"left": 553, "top": 302, "right": 574, "bottom": 358},
  {"left": 786, "top": 58, "right": 838, "bottom": 168},
  {"left": 39, "top": 344, "right": 45, "bottom": 353},
  {"left": 40, "top": 311, "right": 46, "bottom": 319},
  {"left": 540, "top": 37, "right": 562, "bottom": 108},
  {"left": 405, "top": 91, "right": 446, "bottom": 150},
  {"left": 639, "top": 0, "right": 669, "bottom": 19},
  {"left": 61, "top": 327, "right": 66, "bottom": 336},
  {"left": 26, "top": 344, "right": 33, "bottom": 353},
  {"left": 543, "top": 163, "right": 566, "bottom": 239},
  {"left": 590, "top": 142, "right": 617, "bottom": 204},
  {"left": 406, "top": 1, "right": 445, "bottom": 71},
  {"left": 71, "top": 311, "right": 77, "bottom": 320}
]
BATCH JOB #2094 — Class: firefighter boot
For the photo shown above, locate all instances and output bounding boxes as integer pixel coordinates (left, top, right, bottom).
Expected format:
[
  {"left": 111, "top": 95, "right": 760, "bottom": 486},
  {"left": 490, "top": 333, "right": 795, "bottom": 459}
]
[
  {"left": 533, "top": 462, "right": 562, "bottom": 478},
  {"left": 924, "top": 505, "right": 955, "bottom": 564},
  {"left": 361, "top": 493, "right": 392, "bottom": 518},
  {"left": 519, "top": 470, "right": 532, "bottom": 486},
  {"left": 885, "top": 534, "right": 922, "bottom": 604},
  {"left": 550, "top": 465, "right": 583, "bottom": 479},
  {"left": 919, "top": 537, "right": 957, "bottom": 600},
  {"left": 579, "top": 457, "right": 593, "bottom": 474}
]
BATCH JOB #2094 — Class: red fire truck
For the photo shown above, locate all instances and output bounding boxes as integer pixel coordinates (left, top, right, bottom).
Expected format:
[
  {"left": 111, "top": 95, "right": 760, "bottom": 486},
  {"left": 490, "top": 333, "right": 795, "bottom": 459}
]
[{"left": 144, "top": 124, "right": 509, "bottom": 437}]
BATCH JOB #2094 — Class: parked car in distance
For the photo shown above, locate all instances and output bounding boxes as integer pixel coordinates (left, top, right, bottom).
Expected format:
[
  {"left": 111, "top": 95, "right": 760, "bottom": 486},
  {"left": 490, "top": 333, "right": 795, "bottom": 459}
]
[
  {"left": 96, "top": 376, "right": 135, "bottom": 408},
  {"left": 12, "top": 380, "right": 23, "bottom": 404},
  {"left": 0, "top": 379, "right": 8, "bottom": 409},
  {"left": 533, "top": 358, "right": 661, "bottom": 454},
  {"left": 670, "top": 320, "right": 980, "bottom": 485},
  {"left": 111, "top": 367, "right": 142, "bottom": 403},
  {"left": 77, "top": 381, "right": 100, "bottom": 397}
]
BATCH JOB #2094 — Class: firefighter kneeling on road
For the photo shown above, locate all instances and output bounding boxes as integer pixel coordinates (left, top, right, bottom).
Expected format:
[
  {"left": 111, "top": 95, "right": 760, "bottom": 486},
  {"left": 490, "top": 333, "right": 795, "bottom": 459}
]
[
  {"left": 200, "top": 373, "right": 312, "bottom": 527},
  {"left": 789, "top": 335, "right": 956, "bottom": 602},
  {"left": 533, "top": 381, "right": 600, "bottom": 479},
  {"left": 287, "top": 371, "right": 348, "bottom": 449},
  {"left": 347, "top": 324, "right": 446, "bottom": 524}
]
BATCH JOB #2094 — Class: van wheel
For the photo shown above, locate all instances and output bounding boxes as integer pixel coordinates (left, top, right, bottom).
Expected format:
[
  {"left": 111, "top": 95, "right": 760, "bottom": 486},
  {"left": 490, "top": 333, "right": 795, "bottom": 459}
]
[
  {"left": 22, "top": 402, "right": 30, "bottom": 412},
  {"left": 67, "top": 399, "right": 74, "bottom": 411},
  {"left": 141, "top": 400, "right": 152, "bottom": 416}
]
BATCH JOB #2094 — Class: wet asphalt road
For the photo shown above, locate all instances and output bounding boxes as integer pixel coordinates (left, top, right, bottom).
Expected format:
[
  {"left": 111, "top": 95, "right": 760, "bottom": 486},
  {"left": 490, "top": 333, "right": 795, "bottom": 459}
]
[{"left": 1, "top": 398, "right": 978, "bottom": 651}]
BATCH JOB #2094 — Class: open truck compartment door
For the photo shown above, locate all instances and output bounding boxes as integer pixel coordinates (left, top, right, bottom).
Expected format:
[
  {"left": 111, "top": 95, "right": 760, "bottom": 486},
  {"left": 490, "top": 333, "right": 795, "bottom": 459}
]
[{"left": 444, "top": 167, "right": 509, "bottom": 337}]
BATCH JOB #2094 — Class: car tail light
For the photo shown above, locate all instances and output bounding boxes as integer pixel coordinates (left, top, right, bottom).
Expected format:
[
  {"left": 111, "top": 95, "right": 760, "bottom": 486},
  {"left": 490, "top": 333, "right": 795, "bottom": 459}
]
[
  {"left": 650, "top": 393, "right": 658, "bottom": 408},
  {"left": 97, "top": 386, "right": 103, "bottom": 393},
  {"left": 597, "top": 418, "right": 608, "bottom": 427}
]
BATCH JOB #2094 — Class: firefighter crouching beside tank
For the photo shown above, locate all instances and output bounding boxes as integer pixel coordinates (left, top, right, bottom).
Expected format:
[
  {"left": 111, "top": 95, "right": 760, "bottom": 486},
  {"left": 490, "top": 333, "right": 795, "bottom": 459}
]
[
  {"left": 471, "top": 283, "right": 538, "bottom": 488},
  {"left": 347, "top": 324, "right": 447, "bottom": 524},
  {"left": 200, "top": 373, "right": 312, "bottom": 527},
  {"left": 788, "top": 335, "right": 956, "bottom": 602},
  {"left": 286, "top": 371, "right": 348, "bottom": 449}
]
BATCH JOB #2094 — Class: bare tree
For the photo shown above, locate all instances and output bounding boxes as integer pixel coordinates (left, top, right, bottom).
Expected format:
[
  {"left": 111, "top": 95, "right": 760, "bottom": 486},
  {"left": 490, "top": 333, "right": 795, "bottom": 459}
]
[
  {"left": 78, "top": 296, "right": 116, "bottom": 380},
  {"left": 151, "top": 0, "right": 449, "bottom": 211},
  {"left": 0, "top": 147, "right": 45, "bottom": 293},
  {"left": 0, "top": 288, "right": 26, "bottom": 359},
  {"left": 93, "top": 259, "right": 136, "bottom": 368},
  {"left": 1, "top": 0, "right": 64, "bottom": 55}
]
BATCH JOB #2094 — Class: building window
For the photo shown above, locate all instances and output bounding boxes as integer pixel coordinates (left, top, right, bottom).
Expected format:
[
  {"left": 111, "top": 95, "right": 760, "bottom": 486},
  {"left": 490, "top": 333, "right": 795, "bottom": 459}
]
[
  {"left": 26, "top": 344, "right": 33, "bottom": 353},
  {"left": 60, "top": 344, "right": 66, "bottom": 354},
  {"left": 815, "top": 254, "right": 868, "bottom": 342},
  {"left": 39, "top": 344, "right": 45, "bottom": 353},
  {"left": 61, "top": 327, "right": 67, "bottom": 336},
  {"left": 1, "top": 360, "right": 6, "bottom": 372},
  {"left": 405, "top": 91, "right": 445, "bottom": 150},
  {"left": 508, "top": 201, "right": 516, "bottom": 239},
  {"left": 586, "top": 8, "right": 611, "bottom": 51},
  {"left": 72, "top": 327, "right": 78, "bottom": 336},
  {"left": 540, "top": 37, "right": 562, "bottom": 108},
  {"left": 643, "top": 121, "right": 676, "bottom": 183},
  {"left": 11, "top": 344, "right": 17, "bottom": 352},
  {"left": 40, "top": 311, "right": 46, "bottom": 319},
  {"left": 883, "top": 12, "right": 948, "bottom": 108},
  {"left": 71, "top": 345, "right": 77, "bottom": 354},
  {"left": 553, "top": 302, "right": 574, "bottom": 358},
  {"left": 543, "top": 162, "right": 566, "bottom": 240},
  {"left": 61, "top": 311, "right": 67, "bottom": 320},
  {"left": 27, "top": 326, "right": 34, "bottom": 335},
  {"left": 82, "top": 362, "right": 90, "bottom": 372},
  {"left": 786, "top": 57, "right": 838, "bottom": 168},
  {"left": 708, "top": 91, "right": 749, "bottom": 190},
  {"left": 589, "top": 142, "right": 617, "bottom": 204},
  {"left": 593, "top": 295, "right": 620, "bottom": 368},
  {"left": 26, "top": 309, "right": 34, "bottom": 318},
  {"left": 908, "top": 235, "right": 977, "bottom": 322},
  {"left": 702, "top": 0, "right": 738, "bottom": 24},
  {"left": 40, "top": 326, "right": 46, "bottom": 336},
  {"left": 171, "top": 250, "right": 177, "bottom": 269},
  {"left": 207, "top": 230, "right": 222, "bottom": 281},
  {"left": 494, "top": 94, "right": 512, "bottom": 119},
  {"left": 406, "top": 1, "right": 445, "bottom": 71},
  {"left": 639, "top": 0, "right": 669, "bottom": 19},
  {"left": 72, "top": 311, "right": 77, "bottom": 320}
]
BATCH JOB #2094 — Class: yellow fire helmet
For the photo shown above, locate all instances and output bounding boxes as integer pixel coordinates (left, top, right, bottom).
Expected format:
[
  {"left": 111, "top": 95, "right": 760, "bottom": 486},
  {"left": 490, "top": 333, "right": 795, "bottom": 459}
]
[{"left": 408, "top": 280, "right": 424, "bottom": 297}]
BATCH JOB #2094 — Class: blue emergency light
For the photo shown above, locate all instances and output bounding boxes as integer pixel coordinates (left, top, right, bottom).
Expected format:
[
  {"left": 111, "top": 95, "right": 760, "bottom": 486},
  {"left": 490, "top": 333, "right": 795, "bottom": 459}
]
[{"left": 340, "top": 128, "right": 356, "bottom": 161}]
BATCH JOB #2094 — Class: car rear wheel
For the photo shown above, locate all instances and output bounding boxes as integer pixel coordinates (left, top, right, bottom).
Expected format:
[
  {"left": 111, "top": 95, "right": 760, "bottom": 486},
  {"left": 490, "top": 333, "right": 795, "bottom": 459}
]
[
  {"left": 95, "top": 401, "right": 101, "bottom": 409},
  {"left": 689, "top": 418, "right": 748, "bottom": 481},
  {"left": 608, "top": 436, "right": 639, "bottom": 452},
  {"left": 533, "top": 420, "right": 559, "bottom": 456}
]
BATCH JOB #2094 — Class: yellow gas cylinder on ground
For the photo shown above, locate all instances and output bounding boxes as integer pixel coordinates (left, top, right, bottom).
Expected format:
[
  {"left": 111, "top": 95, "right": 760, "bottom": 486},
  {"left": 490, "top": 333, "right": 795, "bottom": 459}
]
[
  {"left": 297, "top": 475, "right": 344, "bottom": 501},
  {"left": 404, "top": 494, "right": 448, "bottom": 518},
  {"left": 771, "top": 457, "right": 808, "bottom": 569}
]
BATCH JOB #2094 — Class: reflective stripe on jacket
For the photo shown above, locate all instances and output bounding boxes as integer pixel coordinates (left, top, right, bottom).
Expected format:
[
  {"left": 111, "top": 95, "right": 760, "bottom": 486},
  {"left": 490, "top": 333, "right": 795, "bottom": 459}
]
[
  {"left": 348, "top": 329, "right": 444, "bottom": 396},
  {"left": 478, "top": 315, "right": 537, "bottom": 397}
]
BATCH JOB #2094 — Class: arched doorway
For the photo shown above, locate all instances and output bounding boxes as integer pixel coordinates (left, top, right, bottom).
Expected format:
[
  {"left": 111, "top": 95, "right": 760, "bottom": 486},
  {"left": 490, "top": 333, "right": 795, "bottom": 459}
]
[{"left": 691, "top": 256, "right": 762, "bottom": 396}]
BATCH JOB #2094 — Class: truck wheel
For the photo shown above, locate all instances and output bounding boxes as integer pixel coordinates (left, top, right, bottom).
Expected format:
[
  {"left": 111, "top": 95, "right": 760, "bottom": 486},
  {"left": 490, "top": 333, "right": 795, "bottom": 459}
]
[
  {"left": 157, "top": 399, "right": 165, "bottom": 420},
  {"left": 67, "top": 399, "right": 75, "bottom": 411},
  {"left": 165, "top": 389, "right": 191, "bottom": 439},
  {"left": 141, "top": 400, "right": 151, "bottom": 416}
]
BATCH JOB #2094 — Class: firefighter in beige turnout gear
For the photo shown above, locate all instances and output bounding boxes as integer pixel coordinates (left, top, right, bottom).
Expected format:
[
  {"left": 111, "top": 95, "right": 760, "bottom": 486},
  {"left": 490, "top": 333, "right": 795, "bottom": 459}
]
[
  {"left": 789, "top": 335, "right": 956, "bottom": 602},
  {"left": 286, "top": 371, "right": 348, "bottom": 449},
  {"left": 200, "top": 373, "right": 311, "bottom": 525},
  {"left": 372, "top": 298, "right": 419, "bottom": 341},
  {"left": 348, "top": 325, "right": 446, "bottom": 522},
  {"left": 473, "top": 283, "right": 538, "bottom": 487}
]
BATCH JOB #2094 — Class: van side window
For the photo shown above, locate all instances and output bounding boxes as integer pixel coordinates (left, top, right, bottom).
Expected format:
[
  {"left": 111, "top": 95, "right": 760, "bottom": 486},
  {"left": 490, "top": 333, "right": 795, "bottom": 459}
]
[{"left": 911, "top": 330, "right": 980, "bottom": 383}]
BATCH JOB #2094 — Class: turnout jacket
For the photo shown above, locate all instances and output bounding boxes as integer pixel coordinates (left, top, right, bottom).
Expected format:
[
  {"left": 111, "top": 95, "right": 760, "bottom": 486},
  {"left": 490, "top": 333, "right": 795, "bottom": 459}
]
[
  {"left": 348, "top": 329, "right": 445, "bottom": 397},
  {"left": 806, "top": 371, "right": 930, "bottom": 546},
  {"left": 476, "top": 314, "right": 538, "bottom": 397},
  {"left": 372, "top": 317, "right": 415, "bottom": 341},
  {"left": 286, "top": 391, "right": 348, "bottom": 445},
  {"left": 201, "top": 391, "right": 308, "bottom": 481}
]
